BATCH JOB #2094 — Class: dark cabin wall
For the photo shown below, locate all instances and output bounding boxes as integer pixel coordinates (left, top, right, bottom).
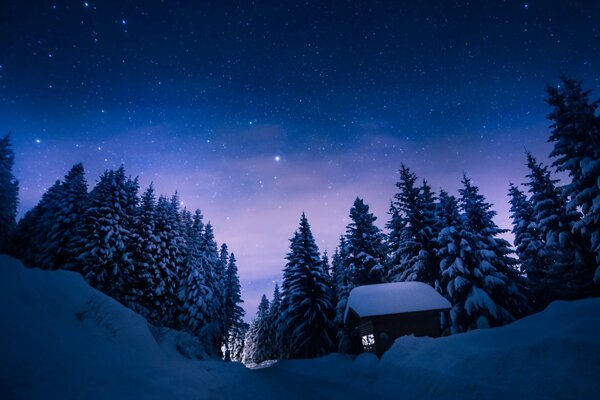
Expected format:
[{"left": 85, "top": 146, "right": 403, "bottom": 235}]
[{"left": 356, "top": 310, "right": 445, "bottom": 356}]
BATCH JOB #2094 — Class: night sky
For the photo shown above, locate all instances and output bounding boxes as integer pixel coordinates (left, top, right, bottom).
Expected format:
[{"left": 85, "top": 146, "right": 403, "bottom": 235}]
[{"left": 2, "top": 0, "right": 600, "bottom": 315}]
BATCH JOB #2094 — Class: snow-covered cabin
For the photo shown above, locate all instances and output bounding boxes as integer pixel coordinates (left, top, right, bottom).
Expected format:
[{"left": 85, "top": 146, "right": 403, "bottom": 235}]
[{"left": 344, "top": 282, "right": 451, "bottom": 356}]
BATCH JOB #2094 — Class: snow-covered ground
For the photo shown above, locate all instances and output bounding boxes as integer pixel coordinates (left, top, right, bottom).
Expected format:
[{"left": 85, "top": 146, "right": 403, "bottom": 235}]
[{"left": 1, "top": 255, "right": 599, "bottom": 399}]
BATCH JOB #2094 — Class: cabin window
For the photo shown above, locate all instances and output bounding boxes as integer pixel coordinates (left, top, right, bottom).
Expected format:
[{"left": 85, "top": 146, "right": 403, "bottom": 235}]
[{"left": 361, "top": 334, "right": 375, "bottom": 352}]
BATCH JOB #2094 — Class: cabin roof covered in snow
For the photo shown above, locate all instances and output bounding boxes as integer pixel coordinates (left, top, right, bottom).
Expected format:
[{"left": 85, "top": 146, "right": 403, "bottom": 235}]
[{"left": 344, "top": 282, "right": 451, "bottom": 322}]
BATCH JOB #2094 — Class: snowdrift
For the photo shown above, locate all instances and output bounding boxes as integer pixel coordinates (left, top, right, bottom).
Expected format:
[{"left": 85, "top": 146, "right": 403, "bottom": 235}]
[{"left": 1, "top": 255, "right": 599, "bottom": 399}]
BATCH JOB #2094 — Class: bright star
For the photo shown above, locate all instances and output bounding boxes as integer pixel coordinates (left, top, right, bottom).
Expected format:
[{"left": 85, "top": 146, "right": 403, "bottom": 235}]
[
  {"left": 35, "top": 139, "right": 41, "bottom": 144},
  {"left": 275, "top": 156, "right": 281, "bottom": 161},
  {"left": 83, "top": 2, "right": 89, "bottom": 7}
]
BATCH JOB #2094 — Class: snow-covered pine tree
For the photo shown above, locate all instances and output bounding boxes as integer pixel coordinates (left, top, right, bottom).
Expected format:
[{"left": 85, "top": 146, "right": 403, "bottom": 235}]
[
  {"left": 69, "top": 167, "right": 137, "bottom": 302},
  {"left": 332, "top": 197, "right": 388, "bottom": 353},
  {"left": 385, "top": 202, "right": 405, "bottom": 274},
  {"left": 201, "top": 222, "right": 223, "bottom": 351},
  {"left": 128, "top": 184, "right": 161, "bottom": 316},
  {"left": 229, "top": 321, "right": 249, "bottom": 362},
  {"left": 267, "top": 283, "right": 282, "bottom": 360},
  {"left": 507, "top": 182, "right": 547, "bottom": 308},
  {"left": 278, "top": 213, "right": 335, "bottom": 359},
  {"left": 321, "top": 251, "right": 331, "bottom": 280},
  {"left": 345, "top": 197, "right": 387, "bottom": 286},
  {"left": 0, "top": 134, "right": 18, "bottom": 253},
  {"left": 434, "top": 190, "right": 466, "bottom": 333},
  {"left": 546, "top": 76, "right": 600, "bottom": 286},
  {"left": 249, "top": 294, "right": 271, "bottom": 364},
  {"left": 445, "top": 176, "right": 530, "bottom": 332},
  {"left": 12, "top": 179, "right": 63, "bottom": 267},
  {"left": 330, "top": 236, "right": 359, "bottom": 354},
  {"left": 242, "top": 322, "right": 257, "bottom": 364},
  {"left": 179, "top": 208, "right": 194, "bottom": 262},
  {"left": 525, "top": 152, "right": 588, "bottom": 302},
  {"left": 151, "top": 194, "right": 184, "bottom": 327},
  {"left": 39, "top": 163, "right": 88, "bottom": 270},
  {"left": 214, "top": 243, "right": 229, "bottom": 346},
  {"left": 411, "top": 180, "right": 439, "bottom": 283},
  {"left": 387, "top": 166, "right": 439, "bottom": 285},
  {"left": 179, "top": 209, "right": 211, "bottom": 335},
  {"left": 223, "top": 252, "right": 245, "bottom": 356}
]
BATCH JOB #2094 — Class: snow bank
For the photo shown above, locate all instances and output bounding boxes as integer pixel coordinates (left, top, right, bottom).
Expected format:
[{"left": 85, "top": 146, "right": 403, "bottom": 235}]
[
  {"left": 0, "top": 256, "right": 252, "bottom": 399},
  {"left": 345, "top": 281, "right": 451, "bottom": 320},
  {"left": 1, "top": 255, "right": 599, "bottom": 399}
]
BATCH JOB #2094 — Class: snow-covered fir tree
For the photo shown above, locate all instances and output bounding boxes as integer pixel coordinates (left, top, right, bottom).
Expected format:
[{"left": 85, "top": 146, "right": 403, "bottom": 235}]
[
  {"left": 546, "top": 76, "right": 600, "bottom": 286},
  {"left": 267, "top": 283, "right": 282, "bottom": 360},
  {"left": 214, "top": 243, "right": 229, "bottom": 346},
  {"left": 330, "top": 236, "right": 359, "bottom": 353},
  {"left": 12, "top": 179, "right": 64, "bottom": 267},
  {"left": 525, "top": 152, "right": 587, "bottom": 302},
  {"left": 242, "top": 324, "right": 256, "bottom": 364},
  {"left": 278, "top": 213, "right": 335, "bottom": 359},
  {"left": 40, "top": 163, "right": 88, "bottom": 270},
  {"left": 151, "top": 194, "right": 184, "bottom": 326},
  {"left": 0, "top": 134, "right": 18, "bottom": 253},
  {"left": 440, "top": 176, "right": 530, "bottom": 333},
  {"left": 68, "top": 167, "right": 138, "bottom": 302},
  {"left": 200, "top": 222, "right": 224, "bottom": 350},
  {"left": 507, "top": 182, "right": 547, "bottom": 308},
  {"left": 244, "top": 295, "right": 271, "bottom": 364},
  {"left": 321, "top": 251, "right": 331, "bottom": 280},
  {"left": 345, "top": 197, "right": 387, "bottom": 286},
  {"left": 228, "top": 321, "right": 249, "bottom": 362},
  {"left": 434, "top": 190, "right": 465, "bottom": 332},
  {"left": 388, "top": 166, "right": 439, "bottom": 285},
  {"left": 128, "top": 184, "right": 161, "bottom": 316},
  {"left": 179, "top": 210, "right": 211, "bottom": 335},
  {"left": 223, "top": 252, "right": 245, "bottom": 356},
  {"left": 334, "top": 198, "right": 388, "bottom": 353}
]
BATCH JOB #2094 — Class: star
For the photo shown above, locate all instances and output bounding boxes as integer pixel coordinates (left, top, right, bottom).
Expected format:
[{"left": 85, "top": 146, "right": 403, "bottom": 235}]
[{"left": 275, "top": 155, "right": 281, "bottom": 161}]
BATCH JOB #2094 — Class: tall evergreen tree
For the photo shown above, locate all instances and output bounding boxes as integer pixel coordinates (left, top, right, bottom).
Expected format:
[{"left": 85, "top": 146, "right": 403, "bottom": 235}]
[
  {"left": 438, "top": 178, "right": 530, "bottom": 334},
  {"left": 267, "top": 283, "right": 282, "bottom": 359},
  {"left": 40, "top": 163, "right": 88, "bottom": 269},
  {"left": 507, "top": 182, "right": 547, "bottom": 308},
  {"left": 151, "top": 194, "right": 184, "bottom": 326},
  {"left": 331, "top": 235, "right": 359, "bottom": 354},
  {"left": 442, "top": 176, "right": 530, "bottom": 333},
  {"left": 179, "top": 209, "right": 212, "bottom": 336},
  {"left": 388, "top": 166, "right": 439, "bottom": 285},
  {"left": 0, "top": 134, "right": 18, "bottom": 253},
  {"left": 434, "top": 190, "right": 466, "bottom": 332},
  {"left": 525, "top": 152, "right": 587, "bottom": 302},
  {"left": 223, "top": 252, "right": 245, "bottom": 356},
  {"left": 244, "top": 295, "right": 271, "bottom": 364},
  {"left": 128, "top": 184, "right": 161, "bottom": 315},
  {"left": 229, "top": 322, "right": 249, "bottom": 362},
  {"left": 12, "top": 179, "right": 63, "bottom": 267},
  {"left": 69, "top": 167, "right": 137, "bottom": 302},
  {"left": 201, "top": 222, "right": 223, "bottom": 350},
  {"left": 278, "top": 213, "right": 335, "bottom": 359},
  {"left": 214, "top": 243, "right": 229, "bottom": 345},
  {"left": 546, "top": 76, "right": 600, "bottom": 285},
  {"left": 344, "top": 197, "right": 387, "bottom": 286}
]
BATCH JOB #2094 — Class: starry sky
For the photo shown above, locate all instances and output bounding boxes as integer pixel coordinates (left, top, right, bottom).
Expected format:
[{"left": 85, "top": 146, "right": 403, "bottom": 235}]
[{"left": 2, "top": 0, "right": 600, "bottom": 316}]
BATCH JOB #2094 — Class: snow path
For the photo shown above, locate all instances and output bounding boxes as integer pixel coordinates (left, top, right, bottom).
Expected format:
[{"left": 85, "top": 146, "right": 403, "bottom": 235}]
[{"left": 1, "top": 255, "right": 599, "bottom": 399}]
